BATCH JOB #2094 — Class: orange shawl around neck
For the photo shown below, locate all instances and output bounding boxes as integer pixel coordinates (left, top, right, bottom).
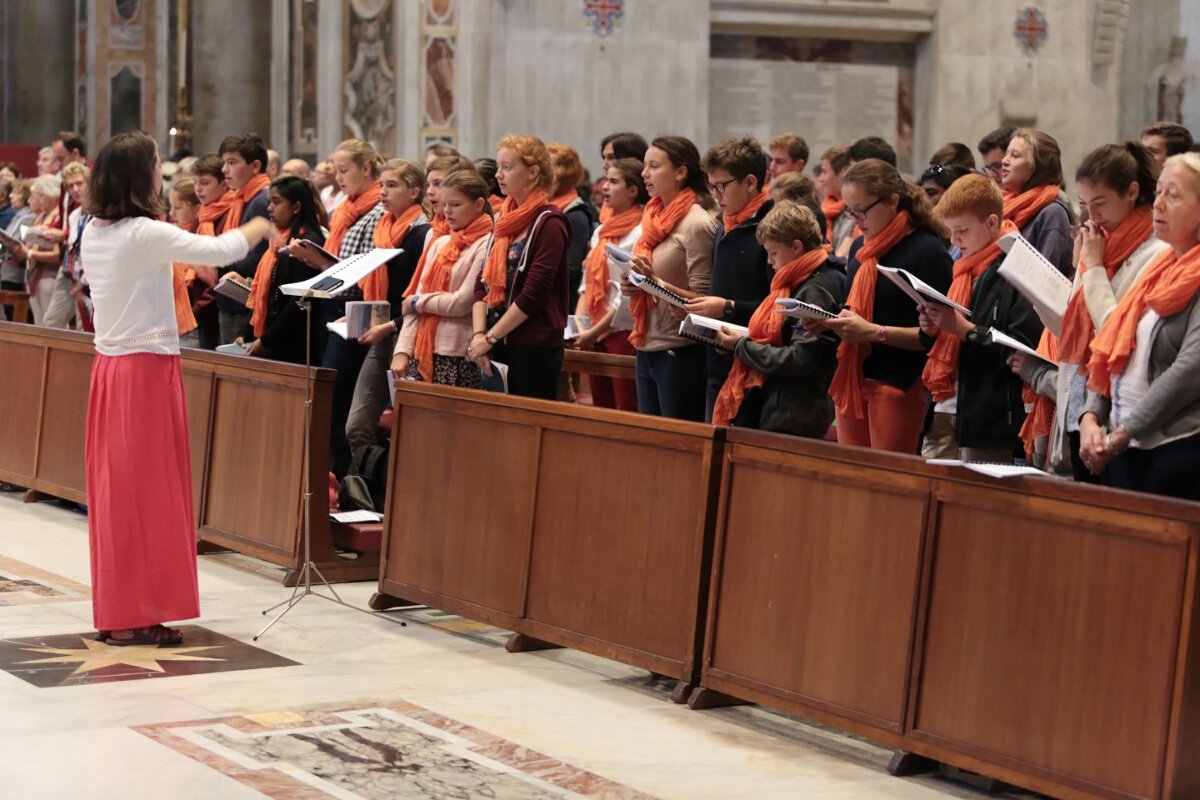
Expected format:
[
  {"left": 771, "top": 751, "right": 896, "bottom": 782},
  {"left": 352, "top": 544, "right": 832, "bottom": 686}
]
[
  {"left": 481, "top": 189, "right": 550, "bottom": 308},
  {"left": 360, "top": 203, "right": 425, "bottom": 302},
  {"left": 722, "top": 189, "right": 769, "bottom": 233},
  {"left": 583, "top": 205, "right": 642, "bottom": 324},
  {"left": 628, "top": 188, "right": 698, "bottom": 347},
  {"left": 1003, "top": 184, "right": 1060, "bottom": 231},
  {"left": 246, "top": 224, "right": 297, "bottom": 337},
  {"left": 324, "top": 181, "right": 382, "bottom": 258},
  {"left": 221, "top": 174, "right": 271, "bottom": 233}
]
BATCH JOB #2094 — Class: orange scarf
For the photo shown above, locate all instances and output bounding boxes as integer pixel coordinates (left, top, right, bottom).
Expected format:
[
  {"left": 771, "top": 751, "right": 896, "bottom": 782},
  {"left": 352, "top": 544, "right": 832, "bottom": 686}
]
[
  {"left": 172, "top": 263, "right": 197, "bottom": 335},
  {"left": 1018, "top": 330, "right": 1059, "bottom": 460},
  {"left": 246, "top": 225, "right": 296, "bottom": 337},
  {"left": 402, "top": 212, "right": 450, "bottom": 298},
  {"left": 629, "top": 188, "right": 698, "bottom": 347},
  {"left": 360, "top": 203, "right": 425, "bottom": 302},
  {"left": 324, "top": 181, "right": 382, "bottom": 258},
  {"left": 1086, "top": 244, "right": 1200, "bottom": 394},
  {"left": 722, "top": 190, "right": 769, "bottom": 233},
  {"left": 583, "top": 205, "right": 642, "bottom": 324},
  {"left": 221, "top": 174, "right": 271, "bottom": 233},
  {"left": 410, "top": 213, "right": 494, "bottom": 382},
  {"left": 196, "top": 195, "right": 235, "bottom": 237},
  {"left": 1058, "top": 207, "right": 1155, "bottom": 368},
  {"left": 1003, "top": 184, "right": 1060, "bottom": 231},
  {"left": 551, "top": 190, "right": 579, "bottom": 212},
  {"left": 828, "top": 211, "right": 912, "bottom": 418},
  {"left": 712, "top": 249, "right": 828, "bottom": 425},
  {"left": 488, "top": 195, "right": 505, "bottom": 213},
  {"left": 481, "top": 189, "right": 550, "bottom": 307},
  {"left": 821, "top": 196, "right": 845, "bottom": 244},
  {"left": 921, "top": 220, "right": 1018, "bottom": 401}
]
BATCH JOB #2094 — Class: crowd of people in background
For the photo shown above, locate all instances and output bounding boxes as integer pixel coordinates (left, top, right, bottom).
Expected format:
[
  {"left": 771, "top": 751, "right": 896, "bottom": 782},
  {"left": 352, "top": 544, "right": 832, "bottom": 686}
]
[{"left": 6, "top": 118, "right": 1200, "bottom": 505}]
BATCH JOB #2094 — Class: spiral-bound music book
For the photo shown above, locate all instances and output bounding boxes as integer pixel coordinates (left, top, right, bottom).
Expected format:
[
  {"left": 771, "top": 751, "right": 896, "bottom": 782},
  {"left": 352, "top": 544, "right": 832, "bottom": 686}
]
[
  {"left": 678, "top": 313, "right": 749, "bottom": 346},
  {"left": 628, "top": 271, "right": 689, "bottom": 309},
  {"left": 997, "top": 232, "right": 1073, "bottom": 337}
]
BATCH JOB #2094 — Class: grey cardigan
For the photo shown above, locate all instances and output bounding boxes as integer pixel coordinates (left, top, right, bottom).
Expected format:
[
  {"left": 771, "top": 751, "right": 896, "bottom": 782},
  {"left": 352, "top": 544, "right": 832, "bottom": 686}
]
[{"left": 1082, "top": 292, "right": 1200, "bottom": 442}]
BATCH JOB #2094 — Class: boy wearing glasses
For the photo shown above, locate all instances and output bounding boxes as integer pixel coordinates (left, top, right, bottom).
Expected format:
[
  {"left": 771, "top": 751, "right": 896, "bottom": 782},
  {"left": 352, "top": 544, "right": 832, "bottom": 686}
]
[{"left": 686, "top": 137, "right": 775, "bottom": 422}]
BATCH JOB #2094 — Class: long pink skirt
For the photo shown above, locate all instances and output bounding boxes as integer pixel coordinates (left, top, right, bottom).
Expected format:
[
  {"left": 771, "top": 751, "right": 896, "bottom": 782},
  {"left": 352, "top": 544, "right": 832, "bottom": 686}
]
[{"left": 86, "top": 353, "right": 199, "bottom": 630}]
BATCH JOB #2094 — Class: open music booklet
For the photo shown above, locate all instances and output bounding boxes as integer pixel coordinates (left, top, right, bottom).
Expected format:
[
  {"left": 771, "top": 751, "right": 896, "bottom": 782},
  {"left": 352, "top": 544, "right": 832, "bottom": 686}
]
[
  {"left": 678, "top": 313, "right": 749, "bottom": 346},
  {"left": 987, "top": 327, "right": 1055, "bottom": 365},
  {"left": 876, "top": 265, "right": 970, "bottom": 314},
  {"left": 926, "top": 459, "right": 1050, "bottom": 479},
  {"left": 997, "top": 232, "right": 1073, "bottom": 337},
  {"left": 281, "top": 248, "right": 402, "bottom": 299},
  {"left": 628, "top": 270, "right": 689, "bottom": 309}
]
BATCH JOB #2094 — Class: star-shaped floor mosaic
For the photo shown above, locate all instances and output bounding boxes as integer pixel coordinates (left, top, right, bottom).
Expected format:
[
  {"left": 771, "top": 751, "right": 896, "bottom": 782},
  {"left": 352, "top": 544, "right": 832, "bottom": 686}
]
[{"left": 0, "top": 626, "right": 297, "bottom": 687}]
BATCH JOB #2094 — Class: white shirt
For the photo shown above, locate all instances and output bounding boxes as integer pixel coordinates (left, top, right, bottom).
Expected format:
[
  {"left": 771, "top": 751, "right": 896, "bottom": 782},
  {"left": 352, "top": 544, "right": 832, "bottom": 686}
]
[
  {"left": 1111, "top": 309, "right": 1188, "bottom": 450},
  {"left": 81, "top": 217, "right": 249, "bottom": 356}
]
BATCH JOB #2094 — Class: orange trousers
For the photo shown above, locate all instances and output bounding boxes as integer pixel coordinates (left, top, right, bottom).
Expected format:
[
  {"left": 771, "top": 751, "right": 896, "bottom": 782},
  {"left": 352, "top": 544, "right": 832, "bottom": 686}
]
[{"left": 835, "top": 379, "right": 928, "bottom": 454}]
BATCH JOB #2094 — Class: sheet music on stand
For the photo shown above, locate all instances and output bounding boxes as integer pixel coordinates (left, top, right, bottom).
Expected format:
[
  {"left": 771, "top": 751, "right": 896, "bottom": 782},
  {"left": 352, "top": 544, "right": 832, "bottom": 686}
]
[
  {"left": 280, "top": 248, "right": 402, "bottom": 298},
  {"left": 997, "top": 232, "right": 1072, "bottom": 337}
]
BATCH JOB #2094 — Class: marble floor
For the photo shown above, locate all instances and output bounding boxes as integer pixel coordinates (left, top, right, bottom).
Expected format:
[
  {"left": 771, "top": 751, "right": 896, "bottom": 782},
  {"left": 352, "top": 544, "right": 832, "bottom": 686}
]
[{"left": 0, "top": 491, "right": 1039, "bottom": 799}]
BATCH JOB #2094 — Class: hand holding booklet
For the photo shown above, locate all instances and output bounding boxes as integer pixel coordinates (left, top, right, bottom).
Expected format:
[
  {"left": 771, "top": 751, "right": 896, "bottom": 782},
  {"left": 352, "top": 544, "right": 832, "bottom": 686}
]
[
  {"left": 628, "top": 270, "right": 689, "bottom": 309},
  {"left": 876, "top": 265, "right": 970, "bottom": 314},
  {"left": 988, "top": 327, "right": 1055, "bottom": 365},
  {"left": 774, "top": 297, "right": 838, "bottom": 321},
  {"left": 678, "top": 313, "right": 749, "bottom": 346}
]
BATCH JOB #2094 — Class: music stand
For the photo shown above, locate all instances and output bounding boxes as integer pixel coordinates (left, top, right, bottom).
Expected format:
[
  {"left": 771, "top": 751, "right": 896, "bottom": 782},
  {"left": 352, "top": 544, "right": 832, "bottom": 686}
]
[{"left": 254, "top": 249, "right": 409, "bottom": 640}]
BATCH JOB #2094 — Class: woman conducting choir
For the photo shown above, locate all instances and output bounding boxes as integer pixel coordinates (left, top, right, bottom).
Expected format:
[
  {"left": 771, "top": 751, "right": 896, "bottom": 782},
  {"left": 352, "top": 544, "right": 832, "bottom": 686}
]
[
  {"left": 810, "top": 158, "right": 953, "bottom": 453},
  {"left": 1078, "top": 152, "right": 1200, "bottom": 499},
  {"left": 392, "top": 169, "right": 493, "bottom": 387},
  {"left": 469, "top": 135, "right": 570, "bottom": 400},
  {"left": 81, "top": 132, "right": 271, "bottom": 645}
]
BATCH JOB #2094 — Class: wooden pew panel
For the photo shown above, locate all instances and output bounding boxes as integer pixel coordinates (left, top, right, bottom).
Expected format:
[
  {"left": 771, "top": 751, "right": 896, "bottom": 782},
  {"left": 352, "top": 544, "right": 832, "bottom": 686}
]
[
  {"left": 200, "top": 375, "right": 306, "bottom": 559},
  {"left": 34, "top": 347, "right": 91, "bottom": 498},
  {"left": 384, "top": 402, "right": 537, "bottom": 617},
  {"left": 0, "top": 339, "right": 43, "bottom": 478},
  {"left": 911, "top": 487, "right": 1191, "bottom": 800},
  {"left": 525, "top": 427, "right": 711, "bottom": 663},
  {"left": 704, "top": 446, "right": 927, "bottom": 731}
]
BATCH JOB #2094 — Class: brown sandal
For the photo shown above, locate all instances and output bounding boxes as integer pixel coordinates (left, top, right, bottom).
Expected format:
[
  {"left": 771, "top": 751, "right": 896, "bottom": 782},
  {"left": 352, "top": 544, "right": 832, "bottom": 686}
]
[{"left": 103, "top": 625, "right": 184, "bottom": 647}]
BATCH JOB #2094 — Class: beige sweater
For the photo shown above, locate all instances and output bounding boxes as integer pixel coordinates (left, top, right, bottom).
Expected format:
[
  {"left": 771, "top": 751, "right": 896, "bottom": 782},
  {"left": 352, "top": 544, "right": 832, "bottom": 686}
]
[
  {"left": 394, "top": 235, "right": 489, "bottom": 361},
  {"left": 639, "top": 203, "right": 717, "bottom": 352}
]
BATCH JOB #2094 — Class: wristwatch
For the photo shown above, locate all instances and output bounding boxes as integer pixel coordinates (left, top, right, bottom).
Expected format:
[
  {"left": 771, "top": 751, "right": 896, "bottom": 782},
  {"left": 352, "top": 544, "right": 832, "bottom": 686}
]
[
  {"left": 484, "top": 330, "right": 497, "bottom": 346},
  {"left": 723, "top": 299, "right": 734, "bottom": 318},
  {"left": 874, "top": 325, "right": 889, "bottom": 343}
]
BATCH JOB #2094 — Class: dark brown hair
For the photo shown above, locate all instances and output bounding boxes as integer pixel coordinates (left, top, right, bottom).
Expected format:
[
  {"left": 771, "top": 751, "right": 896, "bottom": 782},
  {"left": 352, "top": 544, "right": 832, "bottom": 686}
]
[
  {"left": 601, "top": 132, "right": 649, "bottom": 161},
  {"left": 55, "top": 130, "right": 86, "bottom": 158},
  {"left": 649, "top": 135, "right": 707, "bottom": 195},
  {"left": 193, "top": 153, "right": 225, "bottom": 181},
  {"left": 841, "top": 158, "right": 948, "bottom": 244},
  {"left": 86, "top": 131, "right": 165, "bottom": 220},
  {"left": 819, "top": 145, "right": 851, "bottom": 175},
  {"left": 977, "top": 126, "right": 1017, "bottom": 156},
  {"left": 702, "top": 136, "right": 768, "bottom": 191},
  {"left": 1141, "top": 121, "right": 1194, "bottom": 156},
  {"left": 1076, "top": 141, "right": 1158, "bottom": 207},
  {"left": 848, "top": 136, "right": 896, "bottom": 167},
  {"left": 218, "top": 132, "right": 268, "bottom": 174},
  {"left": 0, "top": 160, "right": 20, "bottom": 178},
  {"left": 607, "top": 157, "right": 650, "bottom": 205},
  {"left": 929, "top": 142, "right": 976, "bottom": 170}
]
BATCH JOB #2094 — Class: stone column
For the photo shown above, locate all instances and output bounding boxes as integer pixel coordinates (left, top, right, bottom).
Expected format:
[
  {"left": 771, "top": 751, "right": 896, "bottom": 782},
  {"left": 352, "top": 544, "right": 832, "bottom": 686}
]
[
  {"left": 189, "top": 0, "right": 272, "bottom": 153},
  {"left": 0, "top": 0, "right": 77, "bottom": 144}
]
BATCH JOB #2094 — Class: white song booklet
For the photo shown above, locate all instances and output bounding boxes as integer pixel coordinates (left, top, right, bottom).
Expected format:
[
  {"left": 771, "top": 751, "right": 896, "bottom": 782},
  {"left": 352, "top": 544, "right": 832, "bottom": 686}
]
[
  {"left": 997, "top": 232, "right": 1073, "bottom": 337},
  {"left": 281, "top": 248, "right": 402, "bottom": 299}
]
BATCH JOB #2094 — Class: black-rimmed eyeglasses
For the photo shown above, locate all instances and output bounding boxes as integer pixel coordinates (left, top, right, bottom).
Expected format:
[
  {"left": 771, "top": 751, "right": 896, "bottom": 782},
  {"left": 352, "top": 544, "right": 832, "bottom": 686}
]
[{"left": 843, "top": 197, "right": 884, "bottom": 222}]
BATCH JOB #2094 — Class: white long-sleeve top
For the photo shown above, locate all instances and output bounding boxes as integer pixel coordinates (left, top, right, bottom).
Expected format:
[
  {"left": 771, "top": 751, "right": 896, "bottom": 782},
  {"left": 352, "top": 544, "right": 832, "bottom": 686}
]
[{"left": 81, "top": 216, "right": 250, "bottom": 356}]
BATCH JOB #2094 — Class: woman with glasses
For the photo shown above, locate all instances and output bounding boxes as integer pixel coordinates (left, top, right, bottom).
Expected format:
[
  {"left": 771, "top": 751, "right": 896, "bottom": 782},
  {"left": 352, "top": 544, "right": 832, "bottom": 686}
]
[
  {"left": 619, "top": 135, "right": 716, "bottom": 420},
  {"left": 807, "top": 158, "right": 953, "bottom": 452},
  {"left": 1011, "top": 141, "right": 1168, "bottom": 477},
  {"left": 1000, "top": 129, "right": 1074, "bottom": 275}
]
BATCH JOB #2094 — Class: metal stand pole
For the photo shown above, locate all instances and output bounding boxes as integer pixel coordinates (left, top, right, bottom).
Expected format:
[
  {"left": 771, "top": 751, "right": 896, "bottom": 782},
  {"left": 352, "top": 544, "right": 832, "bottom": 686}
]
[{"left": 254, "top": 294, "right": 406, "bottom": 640}]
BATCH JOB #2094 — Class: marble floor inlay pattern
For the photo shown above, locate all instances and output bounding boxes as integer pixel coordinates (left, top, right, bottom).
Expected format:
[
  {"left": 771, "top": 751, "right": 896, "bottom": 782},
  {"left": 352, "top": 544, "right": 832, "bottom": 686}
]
[
  {"left": 0, "top": 625, "right": 298, "bottom": 687},
  {"left": 0, "top": 554, "right": 90, "bottom": 605},
  {"left": 137, "top": 702, "right": 658, "bottom": 799}
]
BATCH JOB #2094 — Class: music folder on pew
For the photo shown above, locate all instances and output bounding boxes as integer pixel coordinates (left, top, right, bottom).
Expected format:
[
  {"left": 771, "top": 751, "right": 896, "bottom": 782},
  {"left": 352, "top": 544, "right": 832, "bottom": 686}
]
[
  {"left": 997, "top": 232, "right": 1072, "bottom": 337},
  {"left": 281, "top": 248, "right": 402, "bottom": 299}
]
